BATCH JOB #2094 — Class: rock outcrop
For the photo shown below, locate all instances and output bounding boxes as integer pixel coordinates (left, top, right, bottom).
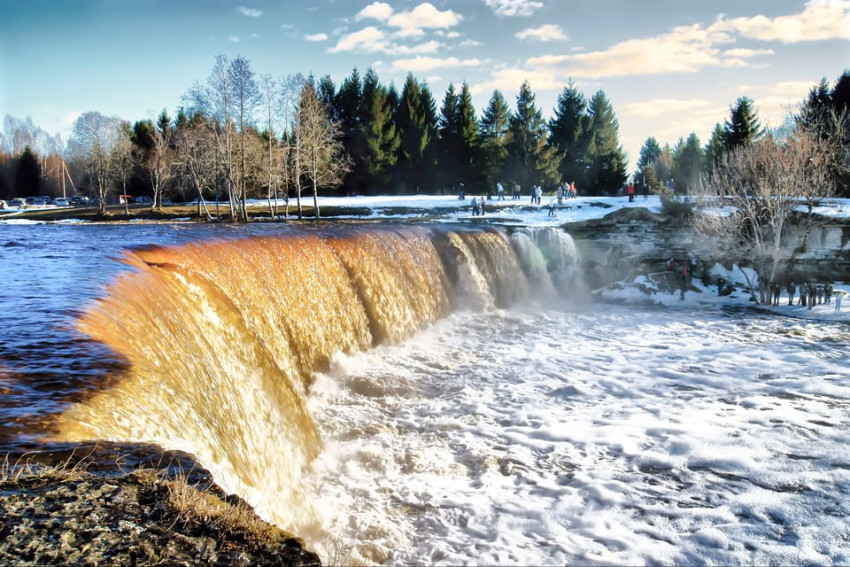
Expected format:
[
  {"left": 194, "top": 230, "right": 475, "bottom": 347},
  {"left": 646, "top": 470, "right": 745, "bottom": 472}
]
[{"left": 0, "top": 463, "right": 320, "bottom": 566}]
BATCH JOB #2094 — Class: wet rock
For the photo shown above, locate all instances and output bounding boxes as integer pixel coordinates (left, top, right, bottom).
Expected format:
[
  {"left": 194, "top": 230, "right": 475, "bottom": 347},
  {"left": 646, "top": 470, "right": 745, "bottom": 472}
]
[{"left": 0, "top": 468, "right": 320, "bottom": 566}]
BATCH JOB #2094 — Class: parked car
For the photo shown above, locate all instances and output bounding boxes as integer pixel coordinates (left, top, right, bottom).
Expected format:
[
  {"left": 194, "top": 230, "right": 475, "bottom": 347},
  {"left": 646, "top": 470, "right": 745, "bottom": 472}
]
[
  {"left": 9, "top": 198, "right": 26, "bottom": 208},
  {"left": 52, "top": 197, "right": 70, "bottom": 206},
  {"left": 133, "top": 195, "right": 153, "bottom": 205},
  {"left": 69, "top": 195, "right": 90, "bottom": 205},
  {"left": 25, "top": 197, "right": 47, "bottom": 206}
]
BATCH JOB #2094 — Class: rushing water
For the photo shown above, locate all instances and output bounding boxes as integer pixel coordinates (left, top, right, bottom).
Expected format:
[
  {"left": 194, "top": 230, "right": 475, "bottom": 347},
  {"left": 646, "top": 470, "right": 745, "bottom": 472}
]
[{"left": 1, "top": 221, "right": 849, "bottom": 565}]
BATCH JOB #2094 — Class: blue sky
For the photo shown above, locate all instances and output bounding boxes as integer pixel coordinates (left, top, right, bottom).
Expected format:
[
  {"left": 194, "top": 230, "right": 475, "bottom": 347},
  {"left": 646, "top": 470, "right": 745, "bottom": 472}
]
[{"left": 1, "top": 0, "right": 848, "bottom": 172}]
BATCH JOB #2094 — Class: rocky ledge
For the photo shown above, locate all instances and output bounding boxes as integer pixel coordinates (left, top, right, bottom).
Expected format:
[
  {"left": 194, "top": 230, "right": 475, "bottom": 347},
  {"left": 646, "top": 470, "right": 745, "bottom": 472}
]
[{"left": 0, "top": 464, "right": 320, "bottom": 566}]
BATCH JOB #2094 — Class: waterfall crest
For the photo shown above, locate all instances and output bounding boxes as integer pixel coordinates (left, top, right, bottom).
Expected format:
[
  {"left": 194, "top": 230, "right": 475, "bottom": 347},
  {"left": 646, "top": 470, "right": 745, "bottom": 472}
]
[{"left": 57, "top": 225, "right": 583, "bottom": 533}]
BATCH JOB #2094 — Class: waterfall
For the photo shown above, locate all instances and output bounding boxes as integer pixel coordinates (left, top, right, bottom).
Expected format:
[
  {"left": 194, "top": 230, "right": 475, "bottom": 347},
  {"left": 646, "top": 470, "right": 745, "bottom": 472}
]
[{"left": 57, "top": 225, "right": 585, "bottom": 539}]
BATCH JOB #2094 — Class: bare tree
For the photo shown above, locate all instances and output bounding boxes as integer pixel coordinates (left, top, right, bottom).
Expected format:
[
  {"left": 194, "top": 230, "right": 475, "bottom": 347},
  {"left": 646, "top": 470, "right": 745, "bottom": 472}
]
[
  {"left": 67, "top": 111, "right": 124, "bottom": 215},
  {"left": 113, "top": 122, "right": 138, "bottom": 217},
  {"left": 692, "top": 110, "right": 848, "bottom": 303},
  {"left": 229, "top": 56, "right": 261, "bottom": 221},
  {"left": 293, "top": 82, "right": 350, "bottom": 219},
  {"left": 146, "top": 110, "right": 175, "bottom": 211},
  {"left": 184, "top": 55, "right": 238, "bottom": 220},
  {"left": 174, "top": 117, "right": 216, "bottom": 221}
]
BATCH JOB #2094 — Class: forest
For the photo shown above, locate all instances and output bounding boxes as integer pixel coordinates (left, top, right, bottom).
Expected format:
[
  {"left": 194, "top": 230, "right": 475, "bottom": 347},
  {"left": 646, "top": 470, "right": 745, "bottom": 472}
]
[{"left": 1, "top": 57, "right": 848, "bottom": 217}]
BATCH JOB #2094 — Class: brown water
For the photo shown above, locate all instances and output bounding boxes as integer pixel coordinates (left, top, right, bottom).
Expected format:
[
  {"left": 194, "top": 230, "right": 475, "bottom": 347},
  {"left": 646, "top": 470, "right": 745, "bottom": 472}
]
[{"left": 13, "top": 224, "right": 581, "bottom": 533}]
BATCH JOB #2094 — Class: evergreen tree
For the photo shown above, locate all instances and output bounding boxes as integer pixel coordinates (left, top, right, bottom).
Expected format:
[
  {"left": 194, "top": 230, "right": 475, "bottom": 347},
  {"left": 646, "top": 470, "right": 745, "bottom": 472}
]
[
  {"left": 14, "top": 145, "right": 40, "bottom": 196},
  {"left": 704, "top": 123, "right": 726, "bottom": 171},
  {"left": 437, "top": 83, "right": 460, "bottom": 190},
  {"left": 316, "top": 75, "right": 336, "bottom": 115},
  {"left": 724, "top": 96, "right": 763, "bottom": 150},
  {"left": 479, "top": 90, "right": 511, "bottom": 191},
  {"left": 360, "top": 68, "right": 399, "bottom": 193},
  {"left": 548, "top": 81, "right": 589, "bottom": 187},
  {"left": 394, "top": 74, "right": 437, "bottom": 193},
  {"left": 671, "top": 132, "right": 705, "bottom": 193},
  {"left": 336, "top": 68, "right": 365, "bottom": 194},
  {"left": 831, "top": 70, "right": 850, "bottom": 115},
  {"left": 585, "top": 90, "right": 628, "bottom": 195},
  {"left": 455, "top": 82, "right": 480, "bottom": 189},
  {"left": 505, "top": 81, "right": 558, "bottom": 191},
  {"left": 635, "top": 136, "right": 662, "bottom": 193}
]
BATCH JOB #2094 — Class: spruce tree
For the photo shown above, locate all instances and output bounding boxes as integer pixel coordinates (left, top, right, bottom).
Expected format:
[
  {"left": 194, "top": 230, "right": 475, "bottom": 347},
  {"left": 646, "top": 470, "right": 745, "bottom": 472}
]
[
  {"left": 455, "top": 82, "right": 480, "bottom": 189},
  {"left": 336, "top": 68, "right": 365, "bottom": 193},
  {"left": 723, "top": 96, "right": 763, "bottom": 149},
  {"left": 636, "top": 136, "right": 662, "bottom": 193},
  {"left": 548, "top": 81, "right": 589, "bottom": 187},
  {"left": 704, "top": 123, "right": 726, "bottom": 171},
  {"left": 437, "top": 83, "right": 460, "bottom": 190},
  {"left": 360, "top": 68, "right": 399, "bottom": 193},
  {"left": 672, "top": 132, "right": 705, "bottom": 193},
  {"left": 585, "top": 90, "right": 628, "bottom": 195},
  {"left": 14, "top": 145, "right": 40, "bottom": 196},
  {"left": 394, "top": 74, "right": 437, "bottom": 193},
  {"left": 479, "top": 90, "right": 511, "bottom": 191},
  {"left": 505, "top": 81, "right": 558, "bottom": 192}
]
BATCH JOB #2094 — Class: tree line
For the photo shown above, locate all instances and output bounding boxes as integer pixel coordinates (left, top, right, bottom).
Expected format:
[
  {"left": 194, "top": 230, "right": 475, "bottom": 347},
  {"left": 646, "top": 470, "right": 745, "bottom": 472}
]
[
  {"left": 1, "top": 57, "right": 847, "bottom": 220},
  {"left": 635, "top": 71, "right": 850, "bottom": 198},
  {"left": 0, "top": 55, "right": 631, "bottom": 218}
]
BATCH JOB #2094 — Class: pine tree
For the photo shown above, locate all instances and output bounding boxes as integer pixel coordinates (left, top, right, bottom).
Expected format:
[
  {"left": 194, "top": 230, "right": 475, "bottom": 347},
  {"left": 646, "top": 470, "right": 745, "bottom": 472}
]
[
  {"left": 704, "top": 123, "right": 726, "bottom": 171},
  {"left": 437, "top": 83, "right": 460, "bottom": 190},
  {"left": 336, "top": 68, "right": 365, "bottom": 194},
  {"left": 394, "top": 74, "right": 437, "bottom": 193},
  {"left": 360, "top": 68, "right": 399, "bottom": 193},
  {"left": 455, "top": 82, "right": 480, "bottom": 189},
  {"left": 831, "top": 71, "right": 850, "bottom": 115},
  {"left": 505, "top": 81, "right": 558, "bottom": 191},
  {"left": 635, "top": 136, "right": 662, "bottom": 193},
  {"left": 672, "top": 132, "right": 705, "bottom": 193},
  {"left": 548, "top": 81, "right": 589, "bottom": 187},
  {"left": 14, "top": 145, "right": 40, "bottom": 196},
  {"left": 585, "top": 90, "right": 628, "bottom": 195},
  {"left": 724, "top": 96, "right": 763, "bottom": 150},
  {"left": 479, "top": 90, "right": 511, "bottom": 191}
]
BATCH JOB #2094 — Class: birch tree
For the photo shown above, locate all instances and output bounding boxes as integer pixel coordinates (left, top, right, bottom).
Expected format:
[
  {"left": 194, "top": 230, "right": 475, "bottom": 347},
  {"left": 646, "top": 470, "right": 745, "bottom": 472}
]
[
  {"left": 294, "top": 82, "right": 350, "bottom": 219},
  {"left": 173, "top": 113, "right": 216, "bottom": 220},
  {"left": 229, "top": 56, "right": 260, "bottom": 221},
  {"left": 183, "top": 55, "right": 237, "bottom": 219},
  {"left": 67, "top": 111, "right": 123, "bottom": 216}
]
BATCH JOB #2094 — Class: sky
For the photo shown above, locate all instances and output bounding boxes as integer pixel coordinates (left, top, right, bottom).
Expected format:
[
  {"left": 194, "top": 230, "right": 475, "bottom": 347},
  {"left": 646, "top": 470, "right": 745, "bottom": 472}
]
[{"left": 1, "top": 0, "right": 848, "bottom": 173}]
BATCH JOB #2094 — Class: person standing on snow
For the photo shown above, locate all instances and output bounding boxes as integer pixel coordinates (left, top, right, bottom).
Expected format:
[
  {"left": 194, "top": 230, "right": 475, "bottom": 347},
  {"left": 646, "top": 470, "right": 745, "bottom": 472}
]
[{"left": 786, "top": 281, "right": 796, "bottom": 306}]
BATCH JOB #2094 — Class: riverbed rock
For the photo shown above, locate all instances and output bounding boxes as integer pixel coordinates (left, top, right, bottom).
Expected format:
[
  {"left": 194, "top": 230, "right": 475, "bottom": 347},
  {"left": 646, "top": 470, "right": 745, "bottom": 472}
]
[{"left": 0, "top": 466, "right": 320, "bottom": 566}]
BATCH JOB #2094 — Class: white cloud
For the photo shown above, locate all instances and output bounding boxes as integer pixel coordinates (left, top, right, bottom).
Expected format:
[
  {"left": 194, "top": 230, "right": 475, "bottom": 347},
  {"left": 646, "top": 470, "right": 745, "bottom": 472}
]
[
  {"left": 237, "top": 6, "right": 262, "bottom": 18},
  {"left": 515, "top": 24, "right": 567, "bottom": 41},
  {"left": 304, "top": 33, "right": 329, "bottom": 42},
  {"left": 387, "top": 3, "right": 462, "bottom": 31},
  {"left": 395, "top": 40, "right": 442, "bottom": 55},
  {"left": 391, "top": 55, "right": 482, "bottom": 72},
  {"left": 229, "top": 36, "right": 241, "bottom": 43},
  {"left": 484, "top": 0, "right": 543, "bottom": 17},
  {"left": 356, "top": 2, "right": 393, "bottom": 22},
  {"left": 723, "top": 48, "right": 775, "bottom": 57},
  {"left": 328, "top": 26, "right": 387, "bottom": 53},
  {"left": 490, "top": 1, "right": 845, "bottom": 83},
  {"left": 621, "top": 98, "right": 715, "bottom": 118},
  {"left": 459, "top": 39, "right": 483, "bottom": 48},
  {"left": 719, "top": 0, "right": 850, "bottom": 43},
  {"left": 328, "top": 27, "right": 443, "bottom": 55}
]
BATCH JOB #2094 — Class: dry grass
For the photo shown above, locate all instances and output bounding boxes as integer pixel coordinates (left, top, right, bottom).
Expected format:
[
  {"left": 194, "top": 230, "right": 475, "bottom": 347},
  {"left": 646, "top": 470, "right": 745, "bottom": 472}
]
[{"left": 0, "top": 451, "right": 92, "bottom": 486}]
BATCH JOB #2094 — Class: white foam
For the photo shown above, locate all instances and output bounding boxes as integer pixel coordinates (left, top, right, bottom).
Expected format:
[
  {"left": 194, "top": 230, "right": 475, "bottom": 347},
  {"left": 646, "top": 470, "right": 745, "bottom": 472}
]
[{"left": 300, "top": 304, "right": 850, "bottom": 565}]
